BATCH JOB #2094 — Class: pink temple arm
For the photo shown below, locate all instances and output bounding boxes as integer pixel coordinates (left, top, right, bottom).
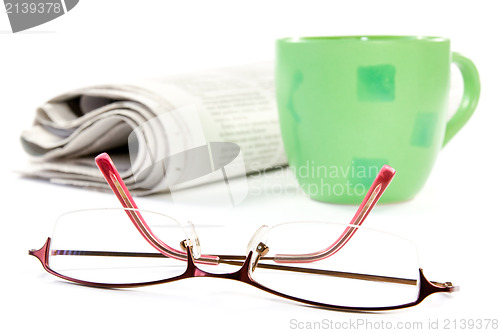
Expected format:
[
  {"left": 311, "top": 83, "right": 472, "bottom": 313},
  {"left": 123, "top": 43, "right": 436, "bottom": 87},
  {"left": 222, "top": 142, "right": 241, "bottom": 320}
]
[
  {"left": 95, "top": 153, "right": 219, "bottom": 264},
  {"left": 274, "top": 165, "right": 396, "bottom": 263}
]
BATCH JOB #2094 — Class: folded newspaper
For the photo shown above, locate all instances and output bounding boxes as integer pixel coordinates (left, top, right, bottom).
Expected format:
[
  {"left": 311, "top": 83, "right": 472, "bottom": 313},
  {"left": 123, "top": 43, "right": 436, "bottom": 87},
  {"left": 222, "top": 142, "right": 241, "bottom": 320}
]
[{"left": 20, "top": 62, "right": 287, "bottom": 195}]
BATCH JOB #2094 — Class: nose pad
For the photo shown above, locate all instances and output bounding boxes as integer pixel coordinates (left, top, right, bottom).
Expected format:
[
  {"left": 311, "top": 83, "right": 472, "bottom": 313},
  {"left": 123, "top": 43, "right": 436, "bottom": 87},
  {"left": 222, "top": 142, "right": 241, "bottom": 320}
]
[
  {"left": 247, "top": 225, "right": 270, "bottom": 271},
  {"left": 246, "top": 225, "right": 269, "bottom": 253},
  {"left": 184, "top": 221, "right": 202, "bottom": 259}
]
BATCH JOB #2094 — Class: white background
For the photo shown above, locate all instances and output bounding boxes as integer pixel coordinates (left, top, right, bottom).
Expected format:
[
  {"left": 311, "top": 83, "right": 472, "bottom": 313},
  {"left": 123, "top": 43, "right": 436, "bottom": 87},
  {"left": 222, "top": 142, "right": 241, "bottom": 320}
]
[{"left": 1, "top": 0, "right": 499, "bottom": 332}]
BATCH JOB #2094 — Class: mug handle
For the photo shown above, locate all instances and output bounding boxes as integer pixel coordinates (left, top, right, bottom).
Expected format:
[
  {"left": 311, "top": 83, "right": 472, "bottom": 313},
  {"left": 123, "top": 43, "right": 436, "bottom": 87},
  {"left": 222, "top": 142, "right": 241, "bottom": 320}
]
[{"left": 442, "top": 52, "right": 481, "bottom": 147}]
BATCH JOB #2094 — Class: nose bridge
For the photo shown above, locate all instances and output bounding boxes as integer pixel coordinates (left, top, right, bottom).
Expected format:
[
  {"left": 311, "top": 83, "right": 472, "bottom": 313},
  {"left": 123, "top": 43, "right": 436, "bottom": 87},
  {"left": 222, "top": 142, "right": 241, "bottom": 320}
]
[{"left": 184, "top": 244, "right": 254, "bottom": 283}]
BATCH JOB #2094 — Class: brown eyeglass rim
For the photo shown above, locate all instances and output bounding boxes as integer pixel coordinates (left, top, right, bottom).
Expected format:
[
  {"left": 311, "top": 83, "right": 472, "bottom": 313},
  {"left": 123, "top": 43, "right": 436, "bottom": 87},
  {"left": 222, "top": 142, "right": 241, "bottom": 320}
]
[{"left": 30, "top": 237, "right": 457, "bottom": 312}]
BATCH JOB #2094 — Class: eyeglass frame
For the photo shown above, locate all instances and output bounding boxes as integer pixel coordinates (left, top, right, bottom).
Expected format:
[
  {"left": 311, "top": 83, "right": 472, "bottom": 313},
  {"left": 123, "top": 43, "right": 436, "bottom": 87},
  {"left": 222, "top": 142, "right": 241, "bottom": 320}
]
[{"left": 29, "top": 152, "right": 458, "bottom": 312}]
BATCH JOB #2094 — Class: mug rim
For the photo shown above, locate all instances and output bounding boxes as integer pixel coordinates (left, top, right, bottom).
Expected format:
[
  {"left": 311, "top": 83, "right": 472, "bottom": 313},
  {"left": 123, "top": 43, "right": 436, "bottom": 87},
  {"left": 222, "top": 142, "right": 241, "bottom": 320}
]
[{"left": 278, "top": 35, "right": 449, "bottom": 43}]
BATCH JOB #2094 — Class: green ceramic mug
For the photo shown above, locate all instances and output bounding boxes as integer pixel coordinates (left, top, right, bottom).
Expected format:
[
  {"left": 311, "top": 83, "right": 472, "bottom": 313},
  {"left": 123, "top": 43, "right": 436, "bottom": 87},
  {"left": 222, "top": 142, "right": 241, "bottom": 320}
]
[{"left": 276, "top": 36, "right": 480, "bottom": 204}]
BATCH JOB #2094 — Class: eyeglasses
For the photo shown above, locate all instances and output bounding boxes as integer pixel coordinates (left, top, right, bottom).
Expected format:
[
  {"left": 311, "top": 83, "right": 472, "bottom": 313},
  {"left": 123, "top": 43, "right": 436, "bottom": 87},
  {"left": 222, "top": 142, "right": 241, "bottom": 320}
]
[{"left": 30, "top": 153, "right": 458, "bottom": 311}]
